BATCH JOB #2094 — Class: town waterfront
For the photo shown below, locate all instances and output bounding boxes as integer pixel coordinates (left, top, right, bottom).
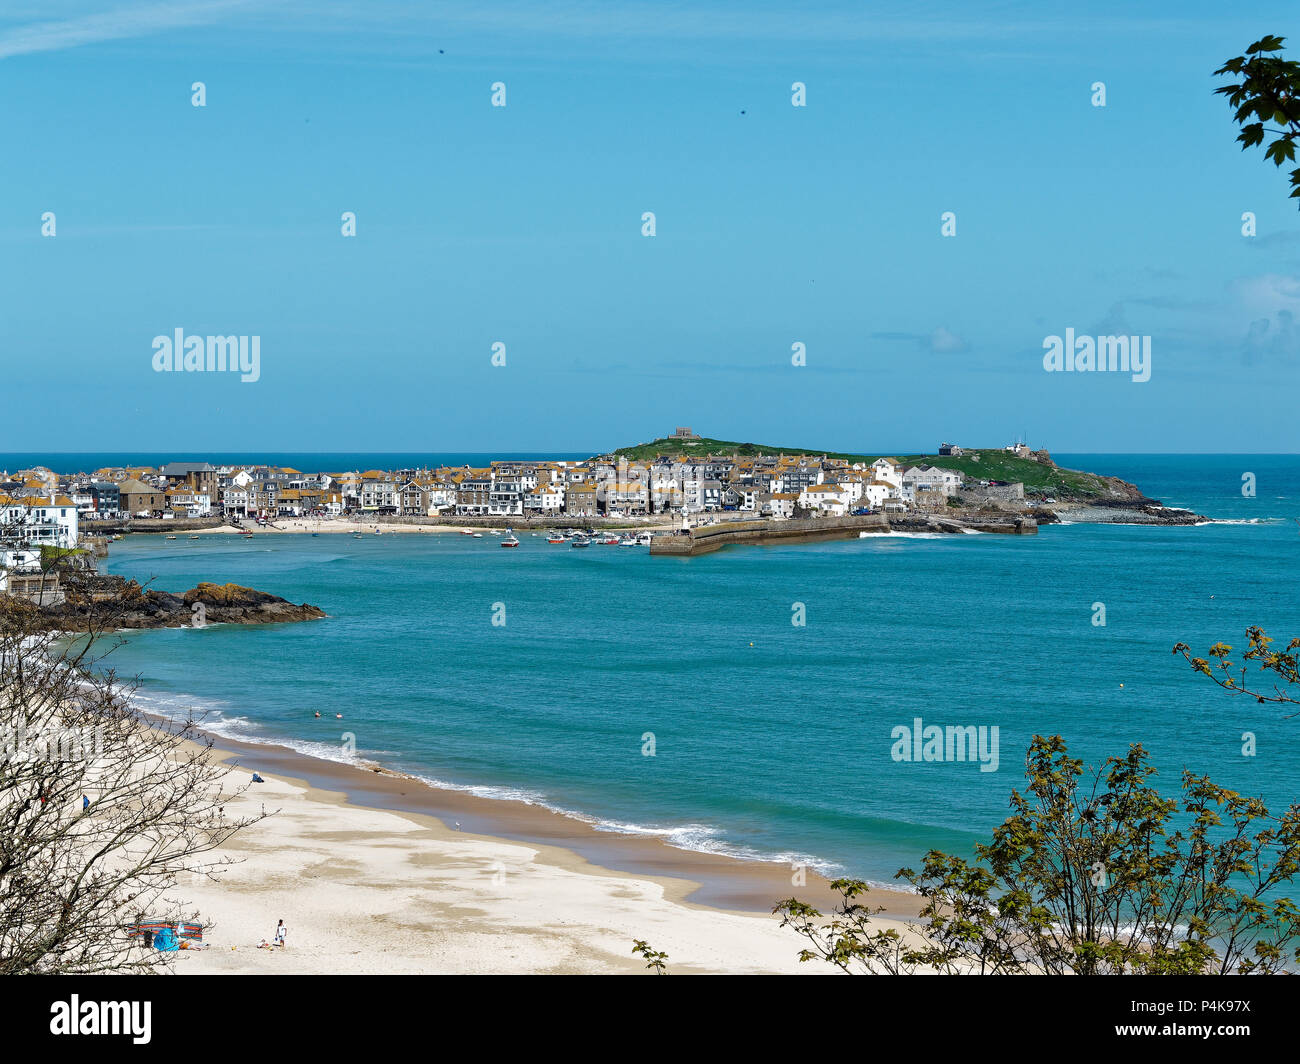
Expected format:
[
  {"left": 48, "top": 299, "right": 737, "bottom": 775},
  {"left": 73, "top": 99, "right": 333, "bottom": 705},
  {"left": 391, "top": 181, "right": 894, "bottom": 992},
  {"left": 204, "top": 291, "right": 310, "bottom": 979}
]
[{"left": 95, "top": 454, "right": 1300, "bottom": 887}]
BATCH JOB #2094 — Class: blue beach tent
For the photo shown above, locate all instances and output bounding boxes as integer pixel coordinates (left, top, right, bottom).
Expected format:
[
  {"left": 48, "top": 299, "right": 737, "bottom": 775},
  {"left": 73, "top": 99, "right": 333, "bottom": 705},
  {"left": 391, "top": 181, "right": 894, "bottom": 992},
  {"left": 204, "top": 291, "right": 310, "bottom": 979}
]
[{"left": 153, "top": 927, "right": 179, "bottom": 952}]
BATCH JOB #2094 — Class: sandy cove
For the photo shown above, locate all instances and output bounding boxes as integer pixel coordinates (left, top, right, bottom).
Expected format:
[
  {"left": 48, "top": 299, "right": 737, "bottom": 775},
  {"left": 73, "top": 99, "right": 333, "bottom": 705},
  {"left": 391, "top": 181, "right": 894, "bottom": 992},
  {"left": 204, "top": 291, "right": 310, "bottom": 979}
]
[{"left": 167, "top": 736, "right": 922, "bottom": 975}]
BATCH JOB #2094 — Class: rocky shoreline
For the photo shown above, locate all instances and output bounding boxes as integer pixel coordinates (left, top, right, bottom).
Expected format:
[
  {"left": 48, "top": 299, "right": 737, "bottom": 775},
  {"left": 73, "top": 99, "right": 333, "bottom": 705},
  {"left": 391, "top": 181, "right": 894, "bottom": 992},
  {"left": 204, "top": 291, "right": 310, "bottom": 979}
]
[
  {"left": 962, "top": 451, "right": 1209, "bottom": 526},
  {"left": 1038, "top": 501, "right": 1207, "bottom": 526},
  {"left": 8, "top": 578, "right": 326, "bottom": 632}
]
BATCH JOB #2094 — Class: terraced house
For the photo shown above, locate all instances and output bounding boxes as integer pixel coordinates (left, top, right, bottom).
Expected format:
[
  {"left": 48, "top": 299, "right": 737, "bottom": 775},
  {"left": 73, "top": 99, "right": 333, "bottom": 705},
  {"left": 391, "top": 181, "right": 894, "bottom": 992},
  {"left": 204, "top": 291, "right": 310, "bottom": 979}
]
[
  {"left": 359, "top": 472, "right": 398, "bottom": 513},
  {"left": 455, "top": 471, "right": 492, "bottom": 515},
  {"left": 489, "top": 475, "right": 526, "bottom": 517},
  {"left": 565, "top": 482, "right": 597, "bottom": 517},
  {"left": 524, "top": 483, "right": 564, "bottom": 513}
]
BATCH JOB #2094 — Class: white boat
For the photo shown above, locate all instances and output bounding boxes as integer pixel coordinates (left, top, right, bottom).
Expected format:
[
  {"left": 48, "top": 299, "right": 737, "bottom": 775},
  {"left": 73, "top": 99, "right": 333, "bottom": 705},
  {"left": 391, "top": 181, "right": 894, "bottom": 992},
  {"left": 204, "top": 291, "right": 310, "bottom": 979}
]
[
  {"left": 501, "top": 532, "right": 519, "bottom": 548},
  {"left": 570, "top": 535, "right": 590, "bottom": 548},
  {"left": 618, "top": 535, "right": 637, "bottom": 546},
  {"left": 635, "top": 532, "right": 653, "bottom": 545},
  {"left": 547, "top": 532, "right": 567, "bottom": 543},
  {"left": 472, "top": 532, "right": 483, "bottom": 538},
  {"left": 165, "top": 534, "right": 177, "bottom": 540}
]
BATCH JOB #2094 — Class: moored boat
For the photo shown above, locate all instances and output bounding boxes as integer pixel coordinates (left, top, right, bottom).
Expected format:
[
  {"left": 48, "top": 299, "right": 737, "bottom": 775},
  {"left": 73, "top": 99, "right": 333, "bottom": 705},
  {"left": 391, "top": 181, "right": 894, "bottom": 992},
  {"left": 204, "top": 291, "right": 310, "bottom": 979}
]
[
  {"left": 501, "top": 532, "right": 520, "bottom": 548},
  {"left": 570, "top": 534, "right": 590, "bottom": 548}
]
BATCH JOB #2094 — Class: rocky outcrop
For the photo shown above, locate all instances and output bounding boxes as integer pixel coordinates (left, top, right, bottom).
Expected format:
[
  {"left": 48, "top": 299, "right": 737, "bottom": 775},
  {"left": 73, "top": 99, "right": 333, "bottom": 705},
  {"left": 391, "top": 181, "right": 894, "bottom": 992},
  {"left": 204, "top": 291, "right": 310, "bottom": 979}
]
[
  {"left": 14, "top": 578, "right": 326, "bottom": 631},
  {"left": 1049, "top": 502, "right": 1206, "bottom": 526},
  {"left": 1087, "top": 476, "right": 1154, "bottom": 502}
]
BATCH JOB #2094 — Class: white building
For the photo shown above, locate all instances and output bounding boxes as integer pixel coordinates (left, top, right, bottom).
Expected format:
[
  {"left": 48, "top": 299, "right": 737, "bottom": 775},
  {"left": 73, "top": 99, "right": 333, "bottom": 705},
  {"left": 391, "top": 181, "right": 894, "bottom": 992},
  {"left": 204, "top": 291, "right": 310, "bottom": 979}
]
[
  {"left": 870, "top": 459, "right": 904, "bottom": 491},
  {"left": 0, "top": 548, "right": 42, "bottom": 592},
  {"left": 861, "top": 482, "right": 893, "bottom": 510},
  {"left": 768, "top": 492, "right": 798, "bottom": 519},
  {"left": 168, "top": 491, "right": 213, "bottom": 516},
  {"left": 799, "top": 483, "right": 850, "bottom": 516},
  {"left": 0, "top": 494, "right": 80, "bottom": 551},
  {"left": 524, "top": 484, "right": 565, "bottom": 513},
  {"left": 901, "top": 465, "right": 964, "bottom": 502}
]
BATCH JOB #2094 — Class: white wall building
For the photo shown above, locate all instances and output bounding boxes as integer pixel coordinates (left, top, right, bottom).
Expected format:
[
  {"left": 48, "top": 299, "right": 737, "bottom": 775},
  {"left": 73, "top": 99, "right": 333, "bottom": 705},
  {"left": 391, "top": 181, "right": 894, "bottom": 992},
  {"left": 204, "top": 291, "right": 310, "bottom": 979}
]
[
  {"left": 0, "top": 495, "right": 80, "bottom": 551},
  {"left": 901, "top": 465, "right": 964, "bottom": 501},
  {"left": 870, "top": 459, "right": 904, "bottom": 491},
  {"left": 799, "top": 483, "right": 850, "bottom": 516}
]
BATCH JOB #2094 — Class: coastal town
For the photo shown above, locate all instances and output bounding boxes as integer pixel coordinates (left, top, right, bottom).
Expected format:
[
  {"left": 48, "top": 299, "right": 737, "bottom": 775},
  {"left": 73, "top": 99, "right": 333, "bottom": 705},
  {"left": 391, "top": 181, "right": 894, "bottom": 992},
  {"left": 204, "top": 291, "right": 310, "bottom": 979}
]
[
  {"left": 4, "top": 429, "right": 1067, "bottom": 522},
  {"left": 0, "top": 428, "right": 1198, "bottom": 590},
  {"left": 1, "top": 431, "right": 984, "bottom": 527}
]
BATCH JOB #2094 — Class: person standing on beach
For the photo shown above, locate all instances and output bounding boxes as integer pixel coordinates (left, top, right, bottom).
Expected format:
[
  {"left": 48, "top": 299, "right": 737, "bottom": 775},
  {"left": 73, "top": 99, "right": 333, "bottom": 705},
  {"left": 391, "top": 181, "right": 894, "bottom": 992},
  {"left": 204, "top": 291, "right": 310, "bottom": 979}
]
[{"left": 274, "top": 919, "right": 286, "bottom": 947}]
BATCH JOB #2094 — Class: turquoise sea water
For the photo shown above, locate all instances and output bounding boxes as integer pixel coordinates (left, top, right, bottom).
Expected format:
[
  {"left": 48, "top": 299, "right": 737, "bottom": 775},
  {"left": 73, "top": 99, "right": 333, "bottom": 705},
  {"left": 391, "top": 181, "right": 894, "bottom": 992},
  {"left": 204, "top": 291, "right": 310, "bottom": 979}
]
[{"left": 92, "top": 455, "right": 1300, "bottom": 884}]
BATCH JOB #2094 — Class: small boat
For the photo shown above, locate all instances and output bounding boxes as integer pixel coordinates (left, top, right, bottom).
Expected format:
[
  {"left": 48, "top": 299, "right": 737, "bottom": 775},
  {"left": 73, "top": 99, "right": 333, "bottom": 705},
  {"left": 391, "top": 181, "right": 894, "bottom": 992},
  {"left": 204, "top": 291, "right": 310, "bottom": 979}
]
[
  {"left": 311, "top": 532, "right": 319, "bottom": 537},
  {"left": 165, "top": 534, "right": 177, "bottom": 540},
  {"left": 618, "top": 535, "right": 637, "bottom": 547},
  {"left": 501, "top": 532, "right": 520, "bottom": 548},
  {"left": 635, "top": 532, "right": 653, "bottom": 546},
  {"left": 240, "top": 532, "right": 254, "bottom": 538},
  {"left": 598, "top": 534, "right": 620, "bottom": 545},
  {"left": 547, "top": 532, "right": 567, "bottom": 543},
  {"left": 352, "top": 533, "right": 364, "bottom": 539},
  {"left": 570, "top": 535, "right": 590, "bottom": 548},
  {"left": 472, "top": 532, "right": 483, "bottom": 538},
  {"left": 189, "top": 534, "right": 200, "bottom": 540},
  {"left": 459, "top": 528, "right": 476, "bottom": 536}
]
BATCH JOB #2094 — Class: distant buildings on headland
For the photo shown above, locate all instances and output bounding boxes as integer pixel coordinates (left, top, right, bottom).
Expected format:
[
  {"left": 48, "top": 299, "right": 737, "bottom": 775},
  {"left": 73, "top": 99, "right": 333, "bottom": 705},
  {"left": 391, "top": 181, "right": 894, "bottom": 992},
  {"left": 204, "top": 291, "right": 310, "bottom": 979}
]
[{"left": 0, "top": 433, "right": 1041, "bottom": 569}]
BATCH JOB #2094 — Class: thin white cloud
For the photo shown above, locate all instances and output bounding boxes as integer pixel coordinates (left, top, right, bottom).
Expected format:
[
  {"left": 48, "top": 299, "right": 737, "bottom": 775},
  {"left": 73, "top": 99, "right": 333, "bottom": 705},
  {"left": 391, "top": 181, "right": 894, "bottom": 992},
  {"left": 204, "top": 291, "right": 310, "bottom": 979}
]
[
  {"left": 0, "top": 0, "right": 1215, "bottom": 61},
  {"left": 0, "top": 0, "right": 255, "bottom": 60}
]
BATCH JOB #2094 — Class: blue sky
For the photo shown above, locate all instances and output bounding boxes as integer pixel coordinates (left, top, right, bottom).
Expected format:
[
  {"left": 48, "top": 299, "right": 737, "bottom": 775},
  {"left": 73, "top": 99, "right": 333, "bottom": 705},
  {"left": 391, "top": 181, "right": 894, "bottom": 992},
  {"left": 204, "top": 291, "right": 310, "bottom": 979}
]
[{"left": 3, "top": 1, "right": 1300, "bottom": 454}]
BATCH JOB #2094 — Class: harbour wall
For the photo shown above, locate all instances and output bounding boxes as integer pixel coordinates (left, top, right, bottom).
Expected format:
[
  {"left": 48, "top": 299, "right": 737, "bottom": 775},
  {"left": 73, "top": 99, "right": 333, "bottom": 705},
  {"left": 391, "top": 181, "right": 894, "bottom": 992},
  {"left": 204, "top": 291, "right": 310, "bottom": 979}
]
[{"left": 650, "top": 514, "right": 1035, "bottom": 556}]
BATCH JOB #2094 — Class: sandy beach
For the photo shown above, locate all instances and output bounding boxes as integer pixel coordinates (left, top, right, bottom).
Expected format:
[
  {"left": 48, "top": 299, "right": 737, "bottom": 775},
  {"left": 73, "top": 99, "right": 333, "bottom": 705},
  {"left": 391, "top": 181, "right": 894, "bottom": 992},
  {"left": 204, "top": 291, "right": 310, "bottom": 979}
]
[
  {"left": 167, "top": 735, "right": 922, "bottom": 975},
  {"left": 188, "top": 518, "right": 473, "bottom": 535}
]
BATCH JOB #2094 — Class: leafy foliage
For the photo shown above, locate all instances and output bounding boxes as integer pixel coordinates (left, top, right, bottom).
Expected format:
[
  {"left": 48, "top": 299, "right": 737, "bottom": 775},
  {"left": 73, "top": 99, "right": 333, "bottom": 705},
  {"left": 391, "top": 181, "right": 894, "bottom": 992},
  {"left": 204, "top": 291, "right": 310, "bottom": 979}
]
[
  {"left": 776, "top": 736, "right": 1300, "bottom": 974},
  {"left": 1174, "top": 626, "right": 1300, "bottom": 716},
  {"left": 631, "top": 939, "right": 669, "bottom": 974},
  {"left": 1214, "top": 36, "right": 1300, "bottom": 203}
]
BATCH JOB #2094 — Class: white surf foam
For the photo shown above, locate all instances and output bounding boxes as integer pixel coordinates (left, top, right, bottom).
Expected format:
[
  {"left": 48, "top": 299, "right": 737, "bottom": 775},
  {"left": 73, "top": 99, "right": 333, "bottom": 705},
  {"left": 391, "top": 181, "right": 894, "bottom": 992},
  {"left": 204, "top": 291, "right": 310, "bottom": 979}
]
[{"left": 130, "top": 688, "right": 858, "bottom": 884}]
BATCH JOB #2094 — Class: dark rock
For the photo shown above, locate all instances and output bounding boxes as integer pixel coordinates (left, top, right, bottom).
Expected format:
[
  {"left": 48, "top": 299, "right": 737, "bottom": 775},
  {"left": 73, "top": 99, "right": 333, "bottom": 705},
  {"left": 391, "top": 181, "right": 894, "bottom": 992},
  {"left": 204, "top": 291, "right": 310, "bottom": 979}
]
[{"left": 14, "top": 577, "right": 326, "bottom": 631}]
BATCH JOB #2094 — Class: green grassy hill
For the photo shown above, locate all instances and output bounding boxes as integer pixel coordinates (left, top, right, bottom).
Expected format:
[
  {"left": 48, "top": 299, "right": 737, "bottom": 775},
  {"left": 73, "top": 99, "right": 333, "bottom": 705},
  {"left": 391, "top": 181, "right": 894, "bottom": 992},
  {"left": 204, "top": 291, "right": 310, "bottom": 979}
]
[{"left": 608, "top": 437, "right": 1138, "bottom": 499}]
